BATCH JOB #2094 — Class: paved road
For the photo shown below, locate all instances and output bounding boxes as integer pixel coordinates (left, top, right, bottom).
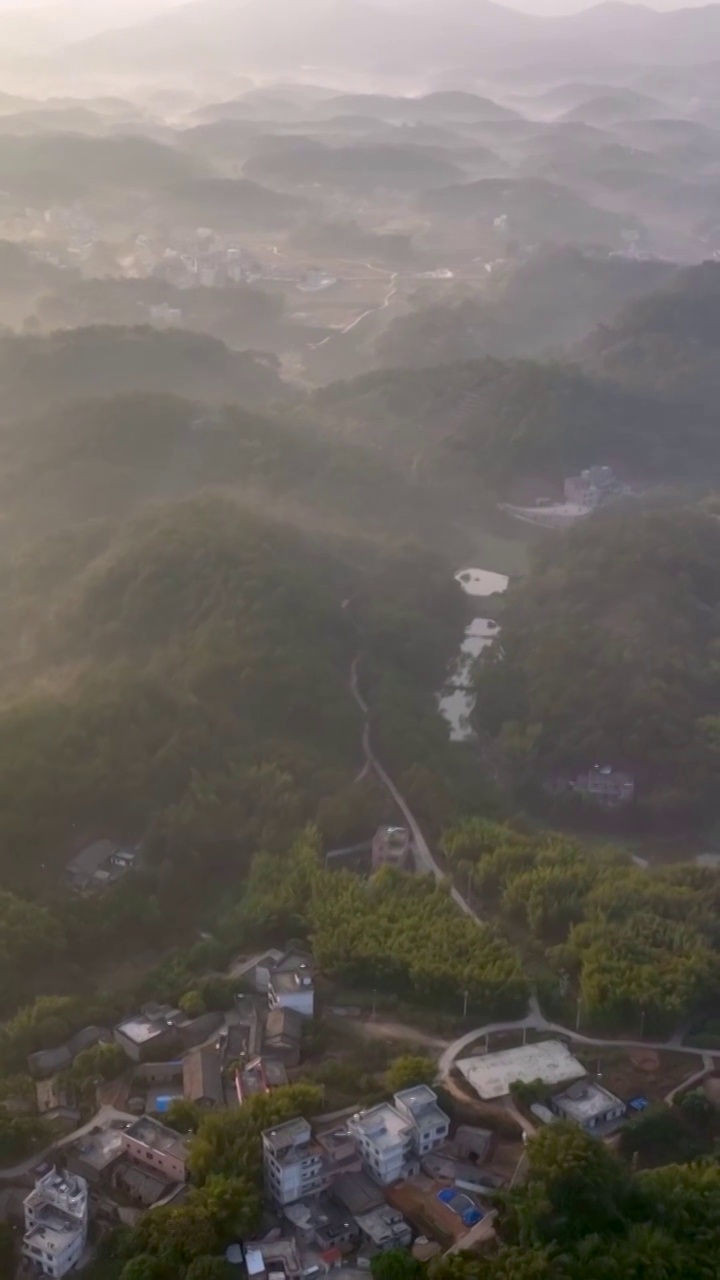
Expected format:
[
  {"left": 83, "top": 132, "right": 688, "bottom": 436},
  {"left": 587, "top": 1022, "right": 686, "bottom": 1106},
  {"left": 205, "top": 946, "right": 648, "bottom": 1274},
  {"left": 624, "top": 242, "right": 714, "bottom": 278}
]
[
  {"left": 0, "top": 1105, "right": 135, "bottom": 1182},
  {"left": 311, "top": 273, "right": 398, "bottom": 349},
  {"left": 349, "top": 657, "right": 481, "bottom": 924},
  {"left": 439, "top": 1008, "right": 718, "bottom": 1079}
]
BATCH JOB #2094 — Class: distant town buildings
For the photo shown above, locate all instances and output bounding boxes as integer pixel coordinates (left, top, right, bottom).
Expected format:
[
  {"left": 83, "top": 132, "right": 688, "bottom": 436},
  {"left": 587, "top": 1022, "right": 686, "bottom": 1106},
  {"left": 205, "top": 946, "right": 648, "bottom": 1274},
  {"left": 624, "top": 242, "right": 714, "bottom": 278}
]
[
  {"left": 23, "top": 1168, "right": 88, "bottom": 1279},
  {"left": 502, "top": 464, "right": 634, "bottom": 529},
  {"left": 563, "top": 465, "right": 622, "bottom": 508}
]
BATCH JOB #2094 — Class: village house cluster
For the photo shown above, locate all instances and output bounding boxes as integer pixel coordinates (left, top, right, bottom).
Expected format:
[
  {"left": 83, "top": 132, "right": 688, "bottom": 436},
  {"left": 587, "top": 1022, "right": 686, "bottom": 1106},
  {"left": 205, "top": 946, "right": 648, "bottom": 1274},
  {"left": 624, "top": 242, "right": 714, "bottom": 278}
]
[{"left": 15, "top": 931, "right": 648, "bottom": 1280}]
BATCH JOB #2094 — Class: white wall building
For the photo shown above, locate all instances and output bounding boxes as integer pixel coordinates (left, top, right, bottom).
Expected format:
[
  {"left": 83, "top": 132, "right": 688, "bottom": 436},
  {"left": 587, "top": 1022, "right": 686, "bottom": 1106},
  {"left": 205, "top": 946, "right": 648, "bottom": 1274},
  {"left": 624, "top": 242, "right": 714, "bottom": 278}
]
[
  {"left": 23, "top": 1167, "right": 88, "bottom": 1278},
  {"left": 348, "top": 1087, "right": 449, "bottom": 1186},
  {"left": 263, "top": 1117, "right": 328, "bottom": 1207},
  {"left": 348, "top": 1104, "right": 413, "bottom": 1186},
  {"left": 268, "top": 964, "right": 315, "bottom": 1017},
  {"left": 394, "top": 1085, "right": 450, "bottom": 1155}
]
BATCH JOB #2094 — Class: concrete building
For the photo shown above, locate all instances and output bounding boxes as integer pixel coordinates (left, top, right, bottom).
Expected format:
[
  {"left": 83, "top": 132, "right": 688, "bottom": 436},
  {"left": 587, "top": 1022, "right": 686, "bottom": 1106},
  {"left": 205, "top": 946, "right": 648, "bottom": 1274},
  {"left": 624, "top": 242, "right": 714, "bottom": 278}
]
[
  {"left": 245, "top": 1238, "right": 302, "bottom": 1280},
  {"left": 331, "top": 1170, "right": 384, "bottom": 1218},
  {"left": 371, "top": 826, "right": 411, "bottom": 873},
  {"left": 35, "top": 1078, "right": 80, "bottom": 1126},
  {"left": 114, "top": 1004, "right": 185, "bottom": 1063},
  {"left": 457, "top": 1041, "right": 586, "bottom": 1101},
  {"left": 315, "top": 1125, "right": 362, "bottom": 1179},
  {"left": 66, "top": 1127, "right": 125, "bottom": 1186},
  {"left": 65, "top": 840, "right": 137, "bottom": 893},
  {"left": 264, "top": 1007, "right": 303, "bottom": 1067},
  {"left": 268, "top": 964, "right": 315, "bottom": 1018},
  {"left": 347, "top": 1104, "right": 414, "bottom": 1186},
  {"left": 23, "top": 1168, "right": 88, "bottom": 1278},
  {"left": 348, "top": 1087, "right": 449, "bottom": 1186},
  {"left": 575, "top": 765, "right": 635, "bottom": 807},
  {"left": 264, "top": 1117, "right": 328, "bottom": 1207},
  {"left": 394, "top": 1085, "right": 450, "bottom": 1155},
  {"left": 551, "top": 1080, "right": 626, "bottom": 1132},
  {"left": 283, "top": 1197, "right": 359, "bottom": 1254},
  {"left": 29, "top": 1027, "right": 111, "bottom": 1080},
  {"left": 236, "top": 1055, "right": 288, "bottom": 1103},
  {"left": 183, "top": 1046, "right": 224, "bottom": 1108},
  {"left": 121, "top": 1116, "right": 188, "bottom": 1183},
  {"left": 355, "top": 1204, "right": 412, "bottom": 1253}
]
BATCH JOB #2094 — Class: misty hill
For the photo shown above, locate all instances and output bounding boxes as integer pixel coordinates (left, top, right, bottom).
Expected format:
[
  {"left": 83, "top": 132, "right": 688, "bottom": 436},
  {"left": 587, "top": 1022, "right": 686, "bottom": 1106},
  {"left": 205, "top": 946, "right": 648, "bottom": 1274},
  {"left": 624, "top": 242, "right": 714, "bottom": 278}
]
[
  {"left": 319, "top": 91, "right": 520, "bottom": 123},
  {"left": 0, "top": 326, "right": 289, "bottom": 419},
  {"left": 516, "top": 81, "right": 636, "bottom": 118},
  {"left": 34, "top": 275, "right": 286, "bottom": 347},
  {"left": 560, "top": 90, "right": 671, "bottom": 126},
  {"left": 290, "top": 219, "right": 415, "bottom": 265},
  {"left": 65, "top": 0, "right": 720, "bottom": 78},
  {"left": 419, "top": 176, "right": 640, "bottom": 244},
  {"left": 376, "top": 247, "right": 676, "bottom": 364},
  {"left": 166, "top": 176, "right": 308, "bottom": 230},
  {"left": 65, "top": 0, "right": 536, "bottom": 76},
  {"left": 579, "top": 261, "right": 720, "bottom": 408},
  {"left": 0, "top": 495, "right": 359, "bottom": 889},
  {"left": 0, "top": 132, "right": 201, "bottom": 201},
  {"left": 0, "top": 389, "right": 434, "bottom": 555},
  {"left": 244, "top": 139, "right": 462, "bottom": 192},
  {"left": 312, "top": 353, "right": 715, "bottom": 487},
  {"left": 474, "top": 504, "right": 720, "bottom": 820}
]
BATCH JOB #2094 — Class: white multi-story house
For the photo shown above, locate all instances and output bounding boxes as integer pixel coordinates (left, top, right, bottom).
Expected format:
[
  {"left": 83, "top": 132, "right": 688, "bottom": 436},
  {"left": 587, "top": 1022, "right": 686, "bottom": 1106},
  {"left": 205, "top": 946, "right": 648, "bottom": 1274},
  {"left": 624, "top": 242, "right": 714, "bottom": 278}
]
[
  {"left": 23, "top": 1167, "right": 88, "bottom": 1278},
  {"left": 263, "top": 1118, "right": 328, "bottom": 1207},
  {"left": 348, "top": 1086, "right": 449, "bottom": 1186},
  {"left": 394, "top": 1085, "right": 450, "bottom": 1155},
  {"left": 347, "top": 1104, "right": 414, "bottom": 1186}
]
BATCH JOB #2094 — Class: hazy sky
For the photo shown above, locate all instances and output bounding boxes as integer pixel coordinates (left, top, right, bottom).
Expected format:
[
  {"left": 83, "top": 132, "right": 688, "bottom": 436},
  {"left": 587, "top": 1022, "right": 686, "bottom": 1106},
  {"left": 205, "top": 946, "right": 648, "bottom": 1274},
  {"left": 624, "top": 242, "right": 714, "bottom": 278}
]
[{"left": 0, "top": 0, "right": 712, "bottom": 17}]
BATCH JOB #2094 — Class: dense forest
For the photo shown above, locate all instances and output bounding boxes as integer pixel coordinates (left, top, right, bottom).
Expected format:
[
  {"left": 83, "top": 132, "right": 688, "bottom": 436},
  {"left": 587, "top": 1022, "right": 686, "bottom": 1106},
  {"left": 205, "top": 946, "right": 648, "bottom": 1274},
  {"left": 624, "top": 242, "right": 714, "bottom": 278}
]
[
  {"left": 442, "top": 819, "right": 720, "bottom": 1030},
  {"left": 580, "top": 261, "right": 720, "bottom": 396},
  {"left": 474, "top": 504, "right": 720, "bottom": 821},
  {"left": 312, "top": 355, "right": 717, "bottom": 487},
  {"left": 432, "top": 1125, "right": 720, "bottom": 1278},
  {"left": 236, "top": 831, "right": 528, "bottom": 1016},
  {"left": 0, "top": 325, "right": 290, "bottom": 417},
  {"left": 376, "top": 248, "right": 676, "bottom": 365}
]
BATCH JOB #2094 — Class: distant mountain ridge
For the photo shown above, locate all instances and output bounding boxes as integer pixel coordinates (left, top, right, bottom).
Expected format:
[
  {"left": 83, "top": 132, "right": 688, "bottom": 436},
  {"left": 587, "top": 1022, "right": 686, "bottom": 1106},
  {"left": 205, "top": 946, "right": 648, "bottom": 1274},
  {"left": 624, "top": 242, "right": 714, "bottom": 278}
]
[{"left": 64, "top": 0, "right": 720, "bottom": 75}]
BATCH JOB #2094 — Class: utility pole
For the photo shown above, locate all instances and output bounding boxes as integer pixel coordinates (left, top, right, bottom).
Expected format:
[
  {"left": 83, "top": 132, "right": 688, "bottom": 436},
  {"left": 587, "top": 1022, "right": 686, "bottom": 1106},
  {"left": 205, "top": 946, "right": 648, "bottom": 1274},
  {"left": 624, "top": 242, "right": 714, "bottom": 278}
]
[{"left": 462, "top": 990, "right": 469, "bottom": 1019}]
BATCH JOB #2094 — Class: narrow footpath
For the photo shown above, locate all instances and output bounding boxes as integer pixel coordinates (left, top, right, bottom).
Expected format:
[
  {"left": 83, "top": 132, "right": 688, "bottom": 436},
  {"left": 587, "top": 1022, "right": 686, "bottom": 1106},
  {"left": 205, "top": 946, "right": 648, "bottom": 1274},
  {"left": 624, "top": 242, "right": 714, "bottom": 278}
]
[
  {"left": 349, "top": 657, "right": 481, "bottom": 923},
  {"left": 347, "top": 654, "right": 720, "bottom": 1072}
]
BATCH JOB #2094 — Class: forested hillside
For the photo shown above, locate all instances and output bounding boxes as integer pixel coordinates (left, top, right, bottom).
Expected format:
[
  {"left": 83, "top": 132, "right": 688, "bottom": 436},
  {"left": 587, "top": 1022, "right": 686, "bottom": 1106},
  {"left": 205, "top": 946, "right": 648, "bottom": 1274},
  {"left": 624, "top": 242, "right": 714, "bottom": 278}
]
[
  {"left": 442, "top": 819, "right": 720, "bottom": 1030},
  {"left": 377, "top": 248, "right": 675, "bottom": 366},
  {"left": 580, "top": 260, "right": 720, "bottom": 408},
  {"left": 474, "top": 504, "right": 720, "bottom": 820},
  {"left": 0, "top": 325, "right": 289, "bottom": 418},
  {"left": 312, "top": 357, "right": 717, "bottom": 486},
  {"left": 0, "top": 391, "right": 420, "bottom": 543}
]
